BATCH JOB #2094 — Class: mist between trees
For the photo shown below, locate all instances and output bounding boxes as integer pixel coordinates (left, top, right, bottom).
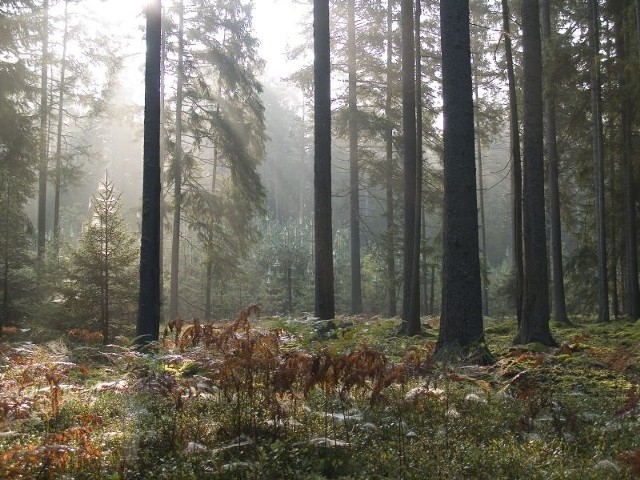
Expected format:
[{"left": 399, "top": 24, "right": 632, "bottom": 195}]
[{"left": 1, "top": 0, "right": 639, "bottom": 349}]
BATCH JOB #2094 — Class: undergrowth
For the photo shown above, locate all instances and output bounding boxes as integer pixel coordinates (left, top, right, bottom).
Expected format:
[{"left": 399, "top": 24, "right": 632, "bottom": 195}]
[{"left": 0, "top": 309, "right": 639, "bottom": 479}]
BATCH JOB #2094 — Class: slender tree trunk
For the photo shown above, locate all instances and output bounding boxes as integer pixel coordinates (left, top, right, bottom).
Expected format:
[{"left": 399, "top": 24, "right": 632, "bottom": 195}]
[
  {"left": 169, "top": 0, "right": 185, "bottom": 322},
  {"left": 159, "top": 17, "right": 166, "bottom": 324},
  {"left": 314, "top": 0, "right": 335, "bottom": 320},
  {"left": 501, "top": 0, "right": 523, "bottom": 325},
  {"left": 103, "top": 196, "right": 110, "bottom": 345},
  {"left": 515, "top": 0, "right": 555, "bottom": 346},
  {"left": 348, "top": 0, "right": 362, "bottom": 314},
  {"left": 408, "top": 0, "right": 423, "bottom": 329},
  {"left": 541, "top": 0, "right": 569, "bottom": 325},
  {"left": 613, "top": 1, "right": 640, "bottom": 319},
  {"left": 2, "top": 181, "right": 9, "bottom": 331},
  {"left": 53, "top": 0, "right": 69, "bottom": 261},
  {"left": 136, "top": 0, "right": 162, "bottom": 345},
  {"left": 601, "top": 18, "right": 620, "bottom": 320},
  {"left": 204, "top": 259, "right": 212, "bottom": 321},
  {"left": 300, "top": 99, "right": 306, "bottom": 220},
  {"left": 436, "top": 0, "right": 489, "bottom": 363},
  {"left": 610, "top": 160, "right": 620, "bottom": 319},
  {"left": 385, "top": 0, "right": 396, "bottom": 317},
  {"left": 473, "top": 75, "right": 490, "bottom": 317},
  {"left": 37, "top": 0, "right": 49, "bottom": 262},
  {"left": 421, "top": 206, "right": 428, "bottom": 314},
  {"left": 400, "top": 0, "right": 419, "bottom": 335},
  {"left": 589, "top": 0, "right": 610, "bottom": 323},
  {"left": 429, "top": 263, "right": 435, "bottom": 315}
]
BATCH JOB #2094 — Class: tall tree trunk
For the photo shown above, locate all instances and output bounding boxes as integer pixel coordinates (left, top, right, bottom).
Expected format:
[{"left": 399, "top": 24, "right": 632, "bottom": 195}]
[
  {"left": 473, "top": 75, "right": 490, "bottom": 317},
  {"left": 436, "top": 0, "right": 489, "bottom": 363},
  {"left": 541, "top": 0, "right": 569, "bottom": 325},
  {"left": 314, "top": 0, "right": 335, "bottom": 320},
  {"left": 613, "top": 0, "right": 640, "bottom": 319},
  {"left": 515, "top": 0, "right": 555, "bottom": 346},
  {"left": 501, "top": 0, "right": 523, "bottom": 325},
  {"left": 589, "top": 0, "right": 610, "bottom": 323},
  {"left": 385, "top": 0, "right": 396, "bottom": 317},
  {"left": 2, "top": 181, "right": 9, "bottom": 331},
  {"left": 136, "top": 0, "right": 162, "bottom": 345},
  {"left": 409, "top": 0, "right": 423, "bottom": 328},
  {"left": 400, "top": 0, "right": 419, "bottom": 335},
  {"left": 159, "top": 18, "right": 166, "bottom": 325},
  {"left": 37, "top": 0, "right": 49, "bottom": 262},
  {"left": 348, "top": 0, "right": 362, "bottom": 314},
  {"left": 53, "top": 0, "right": 69, "bottom": 261},
  {"left": 602, "top": 18, "right": 620, "bottom": 320},
  {"left": 169, "top": 0, "right": 185, "bottom": 322},
  {"left": 610, "top": 153, "right": 620, "bottom": 319}
]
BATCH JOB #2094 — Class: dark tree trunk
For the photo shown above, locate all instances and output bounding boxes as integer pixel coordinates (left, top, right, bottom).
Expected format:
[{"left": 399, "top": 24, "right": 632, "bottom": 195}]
[
  {"left": 589, "top": 0, "right": 610, "bottom": 323},
  {"left": 348, "top": 0, "right": 362, "bottom": 314},
  {"left": 385, "top": 0, "right": 396, "bottom": 318},
  {"left": 501, "top": 0, "right": 524, "bottom": 326},
  {"left": 136, "top": 0, "right": 162, "bottom": 345},
  {"left": 541, "top": 0, "right": 569, "bottom": 325},
  {"left": 613, "top": 0, "right": 640, "bottom": 319},
  {"left": 52, "top": 0, "right": 69, "bottom": 261},
  {"left": 400, "top": 0, "right": 419, "bottom": 335},
  {"left": 606, "top": 18, "right": 620, "bottom": 319},
  {"left": 409, "top": 0, "right": 423, "bottom": 328},
  {"left": 436, "top": 0, "right": 489, "bottom": 363},
  {"left": 314, "top": 0, "right": 335, "bottom": 320},
  {"left": 169, "top": 0, "right": 184, "bottom": 322},
  {"left": 514, "top": 0, "right": 556, "bottom": 346},
  {"left": 37, "top": 0, "right": 49, "bottom": 262}
]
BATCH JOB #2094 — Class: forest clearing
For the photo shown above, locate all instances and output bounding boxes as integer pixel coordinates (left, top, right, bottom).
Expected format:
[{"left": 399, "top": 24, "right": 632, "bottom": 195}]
[{"left": 1, "top": 309, "right": 639, "bottom": 479}]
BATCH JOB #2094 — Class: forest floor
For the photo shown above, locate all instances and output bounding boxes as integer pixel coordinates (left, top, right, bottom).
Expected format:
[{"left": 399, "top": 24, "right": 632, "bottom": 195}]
[{"left": 0, "top": 309, "right": 639, "bottom": 479}]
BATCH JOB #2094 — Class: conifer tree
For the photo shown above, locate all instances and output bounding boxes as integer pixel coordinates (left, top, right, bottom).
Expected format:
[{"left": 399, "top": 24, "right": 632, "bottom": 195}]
[{"left": 70, "top": 179, "right": 138, "bottom": 344}]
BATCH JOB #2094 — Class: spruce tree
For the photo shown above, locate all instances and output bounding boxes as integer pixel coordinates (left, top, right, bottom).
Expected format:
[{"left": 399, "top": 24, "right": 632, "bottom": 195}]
[{"left": 70, "top": 179, "right": 138, "bottom": 344}]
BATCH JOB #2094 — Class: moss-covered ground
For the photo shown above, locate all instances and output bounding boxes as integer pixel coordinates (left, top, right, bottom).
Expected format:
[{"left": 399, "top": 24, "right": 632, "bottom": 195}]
[{"left": 1, "top": 310, "right": 639, "bottom": 479}]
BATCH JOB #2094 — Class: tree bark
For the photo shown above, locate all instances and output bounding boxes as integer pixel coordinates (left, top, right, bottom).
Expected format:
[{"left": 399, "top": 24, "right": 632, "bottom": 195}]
[
  {"left": 589, "top": 0, "right": 610, "bottom": 323},
  {"left": 436, "top": 0, "right": 489, "bottom": 363},
  {"left": 136, "top": 0, "right": 162, "bottom": 345},
  {"left": 473, "top": 75, "right": 490, "bottom": 317},
  {"left": 314, "top": 0, "right": 335, "bottom": 320},
  {"left": 400, "top": 0, "right": 419, "bottom": 335},
  {"left": 409, "top": 0, "right": 423, "bottom": 328},
  {"left": 37, "top": 0, "right": 49, "bottom": 262},
  {"left": 501, "top": 0, "right": 523, "bottom": 326},
  {"left": 541, "top": 0, "right": 570, "bottom": 325},
  {"left": 514, "top": 0, "right": 555, "bottom": 346},
  {"left": 613, "top": 0, "right": 640, "bottom": 319},
  {"left": 53, "top": 0, "right": 69, "bottom": 262},
  {"left": 385, "top": 0, "right": 396, "bottom": 318},
  {"left": 348, "top": 0, "right": 362, "bottom": 314},
  {"left": 169, "top": 0, "right": 185, "bottom": 322}
]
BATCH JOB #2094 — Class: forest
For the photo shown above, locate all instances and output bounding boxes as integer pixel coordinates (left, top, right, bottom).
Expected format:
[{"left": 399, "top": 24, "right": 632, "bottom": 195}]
[{"left": 1, "top": 0, "right": 640, "bottom": 478}]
